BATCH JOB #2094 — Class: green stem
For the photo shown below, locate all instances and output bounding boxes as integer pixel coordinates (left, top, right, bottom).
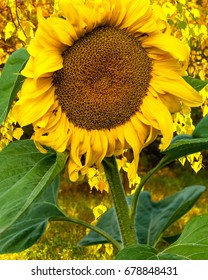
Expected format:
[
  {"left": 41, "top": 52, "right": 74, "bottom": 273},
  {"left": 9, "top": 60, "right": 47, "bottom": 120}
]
[
  {"left": 52, "top": 215, "right": 122, "bottom": 252},
  {"left": 102, "top": 155, "right": 138, "bottom": 247}
]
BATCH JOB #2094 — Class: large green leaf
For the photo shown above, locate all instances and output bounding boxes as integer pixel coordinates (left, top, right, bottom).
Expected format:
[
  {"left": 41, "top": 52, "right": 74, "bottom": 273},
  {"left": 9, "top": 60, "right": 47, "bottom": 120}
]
[
  {"left": 135, "top": 186, "right": 206, "bottom": 246},
  {"left": 115, "top": 244, "right": 187, "bottom": 260},
  {"left": 183, "top": 76, "right": 208, "bottom": 92},
  {"left": 0, "top": 140, "right": 118, "bottom": 253},
  {"left": 78, "top": 186, "right": 206, "bottom": 247},
  {"left": 193, "top": 115, "right": 208, "bottom": 138},
  {"left": 157, "top": 137, "right": 208, "bottom": 171},
  {"left": 0, "top": 140, "right": 68, "bottom": 235},
  {"left": 0, "top": 48, "right": 29, "bottom": 125},
  {"left": 79, "top": 204, "right": 121, "bottom": 246},
  {"left": 0, "top": 176, "right": 67, "bottom": 253},
  {"left": 115, "top": 244, "right": 159, "bottom": 260},
  {"left": 161, "top": 214, "right": 208, "bottom": 259}
]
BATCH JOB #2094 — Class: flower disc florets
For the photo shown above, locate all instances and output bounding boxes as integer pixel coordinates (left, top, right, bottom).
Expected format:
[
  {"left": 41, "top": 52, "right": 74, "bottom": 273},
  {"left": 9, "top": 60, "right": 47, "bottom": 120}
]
[{"left": 53, "top": 26, "right": 152, "bottom": 130}]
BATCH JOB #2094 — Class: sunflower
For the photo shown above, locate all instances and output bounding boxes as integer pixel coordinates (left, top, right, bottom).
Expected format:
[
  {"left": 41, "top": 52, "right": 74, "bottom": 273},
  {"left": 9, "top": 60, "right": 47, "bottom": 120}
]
[{"left": 12, "top": 0, "right": 202, "bottom": 182}]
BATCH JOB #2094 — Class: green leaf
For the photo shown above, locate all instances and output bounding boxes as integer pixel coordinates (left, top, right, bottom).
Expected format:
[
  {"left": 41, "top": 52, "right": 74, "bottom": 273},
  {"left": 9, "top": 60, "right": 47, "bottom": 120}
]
[
  {"left": 168, "top": 19, "right": 174, "bottom": 26},
  {"left": 177, "top": 20, "right": 187, "bottom": 30},
  {"left": 135, "top": 186, "right": 206, "bottom": 246},
  {"left": 0, "top": 176, "right": 67, "bottom": 253},
  {"left": 183, "top": 76, "right": 208, "bottom": 92},
  {"left": 193, "top": 115, "right": 208, "bottom": 138},
  {"left": 145, "top": 117, "right": 208, "bottom": 178},
  {"left": 161, "top": 214, "right": 208, "bottom": 259},
  {"left": 171, "top": 134, "right": 193, "bottom": 143},
  {"left": 162, "top": 234, "right": 181, "bottom": 244},
  {"left": 0, "top": 48, "right": 29, "bottom": 125},
  {"left": 115, "top": 244, "right": 158, "bottom": 260},
  {"left": 79, "top": 186, "right": 206, "bottom": 247},
  {"left": 0, "top": 140, "right": 68, "bottom": 235},
  {"left": 177, "top": 3, "right": 184, "bottom": 14},
  {"left": 115, "top": 244, "right": 187, "bottom": 260},
  {"left": 0, "top": 140, "right": 122, "bottom": 253},
  {"left": 158, "top": 137, "right": 208, "bottom": 171},
  {"left": 78, "top": 204, "right": 121, "bottom": 246}
]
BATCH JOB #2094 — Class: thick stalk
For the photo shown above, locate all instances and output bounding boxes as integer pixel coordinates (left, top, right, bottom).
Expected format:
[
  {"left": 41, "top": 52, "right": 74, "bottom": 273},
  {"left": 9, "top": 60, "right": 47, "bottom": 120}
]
[{"left": 102, "top": 155, "right": 138, "bottom": 247}]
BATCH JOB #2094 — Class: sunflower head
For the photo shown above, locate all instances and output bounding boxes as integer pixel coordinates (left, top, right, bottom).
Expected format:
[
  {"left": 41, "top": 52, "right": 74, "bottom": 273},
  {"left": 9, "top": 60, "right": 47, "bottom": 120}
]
[
  {"left": 53, "top": 25, "right": 152, "bottom": 130},
  {"left": 12, "top": 0, "right": 202, "bottom": 182}
]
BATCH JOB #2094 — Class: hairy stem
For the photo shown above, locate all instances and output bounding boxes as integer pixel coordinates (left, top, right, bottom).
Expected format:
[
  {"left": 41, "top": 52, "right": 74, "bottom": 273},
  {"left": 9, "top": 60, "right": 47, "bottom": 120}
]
[
  {"left": 102, "top": 155, "right": 138, "bottom": 247},
  {"left": 52, "top": 215, "right": 122, "bottom": 252}
]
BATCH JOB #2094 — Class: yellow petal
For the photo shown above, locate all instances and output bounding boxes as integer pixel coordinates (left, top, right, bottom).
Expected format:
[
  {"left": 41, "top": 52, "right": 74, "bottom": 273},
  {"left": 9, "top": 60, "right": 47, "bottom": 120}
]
[
  {"left": 19, "top": 77, "right": 53, "bottom": 98},
  {"left": 109, "top": 0, "right": 127, "bottom": 26},
  {"left": 21, "top": 57, "right": 35, "bottom": 78},
  {"left": 152, "top": 58, "right": 181, "bottom": 72},
  {"left": 105, "top": 129, "right": 116, "bottom": 156},
  {"left": 70, "top": 127, "right": 83, "bottom": 167},
  {"left": 152, "top": 3, "right": 170, "bottom": 33},
  {"left": 59, "top": 0, "right": 96, "bottom": 35},
  {"left": 13, "top": 88, "right": 54, "bottom": 126},
  {"left": 34, "top": 141, "right": 48, "bottom": 154},
  {"left": 150, "top": 74, "right": 203, "bottom": 107},
  {"left": 140, "top": 95, "right": 173, "bottom": 150},
  {"left": 27, "top": 37, "right": 43, "bottom": 58},
  {"left": 90, "top": 130, "right": 108, "bottom": 166},
  {"left": 130, "top": 114, "right": 149, "bottom": 144},
  {"left": 124, "top": 121, "right": 141, "bottom": 181},
  {"left": 33, "top": 49, "right": 63, "bottom": 79},
  {"left": 53, "top": 112, "right": 70, "bottom": 151},
  {"left": 96, "top": 130, "right": 108, "bottom": 165},
  {"left": 12, "top": 79, "right": 55, "bottom": 126},
  {"left": 144, "top": 126, "right": 159, "bottom": 148},
  {"left": 68, "top": 158, "right": 80, "bottom": 182},
  {"left": 120, "top": 0, "right": 157, "bottom": 34},
  {"left": 42, "top": 105, "right": 62, "bottom": 130},
  {"left": 142, "top": 33, "right": 189, "bottom": 68},
  {"left": 33, "top": 112, "right": 70, "bottom": 152},
  {"left": 79, "top": 129, "right": 90, "bottom": 155},
  {"left": 35, "top": 8, "right": 67, "bottom": 51},
  {"left": 33, "top": 102, "right": 61, "bottom": 133},
  {"left": 47, "top": 16, "right": 76, "bottom": 46},
  {"left": 116, "top": 125, "right": 125, "bottom": 147},
  {"left": 159, "top": 94, "right": 181, "bottom": 113},
  {"left": 86, "top": 0, "right": 112, "bottom": 26}
]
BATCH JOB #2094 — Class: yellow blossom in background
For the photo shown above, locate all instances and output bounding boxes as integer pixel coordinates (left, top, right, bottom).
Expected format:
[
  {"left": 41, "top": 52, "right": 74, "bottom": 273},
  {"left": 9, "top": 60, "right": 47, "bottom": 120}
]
[
  {"left": 117, "top": 154, "right": 141, "bottom": 192},
  {"left": 0, "top": 0, "right": 54, "bottom": 66},
  {"left": 173, "top": 105, "right": 195, "bottom": 135},
  {"left": 87, "top": 168, "right": 109, "bottom": 193},
  {"left": 85, "top": 204, "right": 114, "bottom": 258},
  {"left": 161, "top": 2, "right": 176, "bottom": 17},
  {"left": 4, "top": 21, "right": 16, "bottom": 41},
  {"left": 173, "top": 103, "right": 205, "bottom": 173},
  {"left": 0, "top": 112, "right": 23, "bottom": 150},
  {"left": 154, "top": 0, "right": 208, "bottom": 173},
  {"left": 179, "top": 152, "right": 204, "bottom": 173}
]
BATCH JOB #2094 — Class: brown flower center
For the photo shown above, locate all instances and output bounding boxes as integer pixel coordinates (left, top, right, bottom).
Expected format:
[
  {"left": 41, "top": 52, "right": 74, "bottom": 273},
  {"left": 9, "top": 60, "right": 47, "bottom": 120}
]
[{"left": 53, "top": 26, "right": 152, "bottom": 130}]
